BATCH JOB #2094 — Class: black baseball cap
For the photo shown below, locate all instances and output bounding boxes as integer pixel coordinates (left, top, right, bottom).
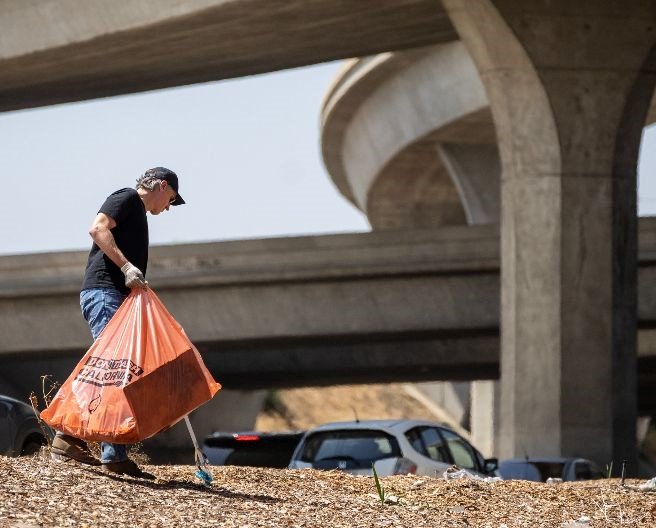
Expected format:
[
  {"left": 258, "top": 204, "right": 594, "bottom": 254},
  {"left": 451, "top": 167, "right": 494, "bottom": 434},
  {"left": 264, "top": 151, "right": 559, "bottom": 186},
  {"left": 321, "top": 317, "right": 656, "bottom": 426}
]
[{"left": 146, "top": 166, "right": 185, "bottom": 206}]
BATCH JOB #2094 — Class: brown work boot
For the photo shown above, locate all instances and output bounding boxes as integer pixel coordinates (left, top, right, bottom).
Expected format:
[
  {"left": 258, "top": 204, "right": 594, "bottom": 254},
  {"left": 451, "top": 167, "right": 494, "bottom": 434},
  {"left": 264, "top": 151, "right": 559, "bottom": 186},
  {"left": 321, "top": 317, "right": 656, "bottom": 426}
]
[
  {"left": 102, "top": 459, "right": 155, "bottom": 480},
  {"left": 51, "top": 434, "right": 100, "bottom": 466}
]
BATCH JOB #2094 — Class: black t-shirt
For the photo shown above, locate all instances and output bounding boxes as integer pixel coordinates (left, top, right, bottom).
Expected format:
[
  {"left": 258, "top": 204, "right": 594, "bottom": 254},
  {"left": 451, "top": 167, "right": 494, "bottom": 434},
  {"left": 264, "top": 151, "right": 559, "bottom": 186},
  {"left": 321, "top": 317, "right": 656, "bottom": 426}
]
[{"left": 81, "top": 188, "right": 149, "bottom": 295}]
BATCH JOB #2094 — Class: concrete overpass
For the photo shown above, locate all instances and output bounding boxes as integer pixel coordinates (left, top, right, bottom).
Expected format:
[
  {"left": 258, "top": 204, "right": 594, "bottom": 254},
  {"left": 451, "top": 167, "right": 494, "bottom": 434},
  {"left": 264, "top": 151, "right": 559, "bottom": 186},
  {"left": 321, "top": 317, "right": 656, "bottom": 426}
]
[
  {"left": 0, "top": 0, "right": 455, "bottom": 112},
  {"left": 318, "top": 37, "right": 656, "bottom": 454},
  {"left": 321, "top": 41, "right": 656, "bottom": 229},
  {"left": 1, "top": 225, "right": 499, "bottom": 395},
  {"left": 3, "top": 220, "right": 656, "bottom": 413},
  {"left": 2, "top": 0, "right": 655, "bottom": 468}
]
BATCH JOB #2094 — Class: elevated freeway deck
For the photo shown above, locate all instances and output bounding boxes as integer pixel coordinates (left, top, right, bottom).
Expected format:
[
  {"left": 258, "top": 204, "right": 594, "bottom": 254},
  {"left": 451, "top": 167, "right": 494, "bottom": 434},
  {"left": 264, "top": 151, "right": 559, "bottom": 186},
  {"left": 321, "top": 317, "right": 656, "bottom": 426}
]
[
  {"left": 0, "top": 0, "right": 455, "bottom": 112},
  {"left": 2, "top": 221, "right": 656, "bottom": 411}
]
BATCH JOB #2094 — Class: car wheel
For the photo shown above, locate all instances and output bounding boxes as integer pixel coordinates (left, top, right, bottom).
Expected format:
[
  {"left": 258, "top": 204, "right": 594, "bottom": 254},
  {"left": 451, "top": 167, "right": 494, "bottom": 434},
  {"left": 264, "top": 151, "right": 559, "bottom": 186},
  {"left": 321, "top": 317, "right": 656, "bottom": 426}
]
[{"left": 21, "top": 437, "right": 45, "bottom": 456}]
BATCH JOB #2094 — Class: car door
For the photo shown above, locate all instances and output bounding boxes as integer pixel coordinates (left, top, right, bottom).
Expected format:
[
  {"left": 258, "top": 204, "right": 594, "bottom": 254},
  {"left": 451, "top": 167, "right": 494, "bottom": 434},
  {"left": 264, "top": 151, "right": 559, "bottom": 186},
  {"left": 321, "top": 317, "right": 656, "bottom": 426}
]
[
  {"left": 439, "top": 428, "right": 485, "bottom": 475},
  {"left": 404, "top": 426, "right": 452, "bottom": 476},
  {"left": 0, "top": 400, "right": 16, "bottom": 455}
]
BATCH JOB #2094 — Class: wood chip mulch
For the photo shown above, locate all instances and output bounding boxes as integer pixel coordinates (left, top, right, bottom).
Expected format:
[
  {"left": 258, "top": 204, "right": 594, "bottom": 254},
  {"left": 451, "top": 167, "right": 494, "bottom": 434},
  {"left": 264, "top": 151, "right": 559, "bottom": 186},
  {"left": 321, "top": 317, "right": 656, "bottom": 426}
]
[{"left": 1, "top": 454, "right": 656, "bottom": 528}]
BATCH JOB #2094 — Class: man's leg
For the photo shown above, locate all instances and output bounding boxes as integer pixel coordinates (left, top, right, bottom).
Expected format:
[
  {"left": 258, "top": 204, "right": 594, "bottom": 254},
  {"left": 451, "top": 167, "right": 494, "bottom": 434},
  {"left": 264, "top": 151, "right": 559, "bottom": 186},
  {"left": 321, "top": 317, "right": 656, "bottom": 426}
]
[
  {"left": 51, "top": 288, "right": 128, "bottom": 466},
  {"left": 79, "top": 288, "right": 129, "bottom": 464}
]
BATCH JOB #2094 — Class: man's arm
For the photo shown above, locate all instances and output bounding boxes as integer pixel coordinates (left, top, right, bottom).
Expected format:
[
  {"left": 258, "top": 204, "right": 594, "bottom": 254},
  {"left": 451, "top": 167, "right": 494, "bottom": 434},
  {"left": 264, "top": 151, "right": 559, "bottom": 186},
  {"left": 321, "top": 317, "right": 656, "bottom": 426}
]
[
  {"left": 88, "top": 213, "right": 128, "bottom": 269},
  {"left": 89, "top": 213, "right": 146, "bottom": 288}
]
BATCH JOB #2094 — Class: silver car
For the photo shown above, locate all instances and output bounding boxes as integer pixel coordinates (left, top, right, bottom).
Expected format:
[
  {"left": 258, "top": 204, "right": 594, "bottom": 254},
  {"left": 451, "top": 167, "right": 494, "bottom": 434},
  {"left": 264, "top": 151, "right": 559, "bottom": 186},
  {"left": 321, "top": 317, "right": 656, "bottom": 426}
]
[
  {"left": 0, "top": 394, "right": 50, "bottom": 456},
  {"left": 288, "top": 419, "right": 498, "bottom": 478}
]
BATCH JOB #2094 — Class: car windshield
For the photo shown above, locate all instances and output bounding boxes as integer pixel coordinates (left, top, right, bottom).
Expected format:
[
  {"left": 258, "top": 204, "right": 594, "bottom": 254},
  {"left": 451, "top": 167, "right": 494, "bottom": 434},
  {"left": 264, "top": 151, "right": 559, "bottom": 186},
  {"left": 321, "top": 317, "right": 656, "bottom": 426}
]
[{"left": 299, "top": 429, "right": 401, "bottom": 470}]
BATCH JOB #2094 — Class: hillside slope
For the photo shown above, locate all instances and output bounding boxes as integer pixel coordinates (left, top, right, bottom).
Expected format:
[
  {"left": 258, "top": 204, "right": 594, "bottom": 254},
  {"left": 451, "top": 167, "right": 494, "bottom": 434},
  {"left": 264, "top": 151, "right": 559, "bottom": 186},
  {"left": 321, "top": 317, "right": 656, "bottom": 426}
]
[{"left": 254, "top": 382, "right": 463, "bottom": 433}]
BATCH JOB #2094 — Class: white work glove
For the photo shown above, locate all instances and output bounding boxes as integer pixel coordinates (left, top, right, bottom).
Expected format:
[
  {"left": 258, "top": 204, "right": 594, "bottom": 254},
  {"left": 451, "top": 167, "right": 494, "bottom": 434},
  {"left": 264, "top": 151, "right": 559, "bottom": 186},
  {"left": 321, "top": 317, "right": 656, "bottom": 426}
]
[{"left": 120, "top": 262, "right": 146, "bottom": 289}]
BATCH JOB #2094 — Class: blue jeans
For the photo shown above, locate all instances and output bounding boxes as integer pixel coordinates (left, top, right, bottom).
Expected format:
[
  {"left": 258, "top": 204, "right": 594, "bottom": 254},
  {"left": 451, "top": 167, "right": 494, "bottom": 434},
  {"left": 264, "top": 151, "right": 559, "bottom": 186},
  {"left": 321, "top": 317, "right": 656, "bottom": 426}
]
[{"left": 79, "top": 288, "right": 129, "bottom": 464}]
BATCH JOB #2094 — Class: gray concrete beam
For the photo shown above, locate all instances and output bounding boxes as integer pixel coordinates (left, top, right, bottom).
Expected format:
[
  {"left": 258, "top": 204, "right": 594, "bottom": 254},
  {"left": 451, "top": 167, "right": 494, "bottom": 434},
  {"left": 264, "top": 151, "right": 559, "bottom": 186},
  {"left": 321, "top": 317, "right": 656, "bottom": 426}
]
[
  {"left": 0, "top": 0, "right": 455, "bottom": 112},
  {"left": 0, "top": 226, "right": 500, "bottom": 351},
  {"left": 1, "top": 226, "right": 501, "bottom": 400},
  {"left": 3, "top": 222, "right": 656, "bottom": 413}
]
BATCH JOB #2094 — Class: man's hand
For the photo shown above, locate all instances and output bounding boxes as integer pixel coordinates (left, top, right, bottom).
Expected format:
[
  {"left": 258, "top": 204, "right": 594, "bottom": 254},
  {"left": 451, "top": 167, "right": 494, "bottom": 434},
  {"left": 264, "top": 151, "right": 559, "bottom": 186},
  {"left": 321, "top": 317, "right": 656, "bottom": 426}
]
[{"left": 120, "top": 262, "right": 147, "bottom": 289}]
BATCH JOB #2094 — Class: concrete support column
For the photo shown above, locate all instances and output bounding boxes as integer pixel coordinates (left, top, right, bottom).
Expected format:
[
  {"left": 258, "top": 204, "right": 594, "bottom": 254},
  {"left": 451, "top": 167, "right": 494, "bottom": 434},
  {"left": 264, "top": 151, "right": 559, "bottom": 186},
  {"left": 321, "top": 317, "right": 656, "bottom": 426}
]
[
  {"left": 442, "top": 0, "right": 656, "bottom": 468},
  {"left": 470, "top": 380, "right": 499, "bottom": 458},
  {"left": 414, "top": 380, "right": 472, "bottom": 429},
  {"left": 438, "top": 143, "right": 500, "bottom": 224},
  {"left": 438, "top": 142, "right": 501, "bottom": 451}
]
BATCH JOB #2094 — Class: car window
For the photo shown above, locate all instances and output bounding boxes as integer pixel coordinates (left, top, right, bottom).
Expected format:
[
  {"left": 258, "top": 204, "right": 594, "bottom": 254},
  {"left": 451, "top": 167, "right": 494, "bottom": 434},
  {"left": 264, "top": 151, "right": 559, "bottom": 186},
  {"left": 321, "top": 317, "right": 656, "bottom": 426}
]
[
  {"left": 405, "top": 427, "right": 428, "bottom": 456},
  {"left": 299, "top": 430, "right": 401, "bottom": 469},
  {"left": 440, "top": 429, "right": 478, "bottom": 470},
  {"left": 421, "top": 427, "right": 450, "bottom": 462},
  {"left": 205, "top": 432, "right": 305, "bottom": 468},
  {"left": 499, "top": 461, "right": 564, "bottom": 481},
  {"left": 533, "top": 462, "right": 565, "bottom": 480},
  {"left": 499, "top": 461, "right": 543, "bottom": 481},
  {"left": 405, "top": 426, "right": 450, "bottom": 462},
  {"left": 574, "top": 461, "right": 603, "bottom": 480}
]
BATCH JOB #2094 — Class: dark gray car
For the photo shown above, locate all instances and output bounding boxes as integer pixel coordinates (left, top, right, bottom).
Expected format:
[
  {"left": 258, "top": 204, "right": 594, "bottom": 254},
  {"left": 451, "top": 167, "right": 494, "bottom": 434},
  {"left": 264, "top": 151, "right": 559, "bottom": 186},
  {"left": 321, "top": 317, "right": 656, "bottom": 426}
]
[
  {"left": 0, "top": 394, "right": 50, "bottom": 456},
  {"left": 498, "top": 457, "right": 604, "bottom": 482}
]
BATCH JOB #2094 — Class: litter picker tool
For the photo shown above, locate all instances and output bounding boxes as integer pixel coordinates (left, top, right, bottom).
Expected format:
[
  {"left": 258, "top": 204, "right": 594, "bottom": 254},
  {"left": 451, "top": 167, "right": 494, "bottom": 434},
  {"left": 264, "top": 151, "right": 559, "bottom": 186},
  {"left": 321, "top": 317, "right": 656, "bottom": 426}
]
[{"left": 184, "top": 414, "right": 213, "bottom": 487}]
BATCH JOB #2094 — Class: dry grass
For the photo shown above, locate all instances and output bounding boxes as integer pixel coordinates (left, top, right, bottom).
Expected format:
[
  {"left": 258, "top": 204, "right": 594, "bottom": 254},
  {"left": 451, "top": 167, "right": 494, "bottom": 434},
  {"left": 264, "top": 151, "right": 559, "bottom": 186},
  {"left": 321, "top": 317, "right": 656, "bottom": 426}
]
[{"left": 2, "top": 453, "right": 655, "bottom": 528}]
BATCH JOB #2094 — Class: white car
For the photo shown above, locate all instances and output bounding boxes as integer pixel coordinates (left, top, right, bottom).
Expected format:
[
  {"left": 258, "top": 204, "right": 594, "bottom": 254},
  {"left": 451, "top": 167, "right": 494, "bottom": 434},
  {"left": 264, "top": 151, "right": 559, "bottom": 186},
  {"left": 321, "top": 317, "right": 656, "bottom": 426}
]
[{"left": 288, "top": 419, "right": 498, "bottom": 478}]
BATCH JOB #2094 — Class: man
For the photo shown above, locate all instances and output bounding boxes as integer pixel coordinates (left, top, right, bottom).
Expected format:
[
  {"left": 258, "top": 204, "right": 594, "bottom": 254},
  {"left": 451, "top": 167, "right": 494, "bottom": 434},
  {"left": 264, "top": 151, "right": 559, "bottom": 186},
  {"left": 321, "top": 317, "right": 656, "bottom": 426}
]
[{"left": 50, "top": 167, "right": 185, "bottom": 479}]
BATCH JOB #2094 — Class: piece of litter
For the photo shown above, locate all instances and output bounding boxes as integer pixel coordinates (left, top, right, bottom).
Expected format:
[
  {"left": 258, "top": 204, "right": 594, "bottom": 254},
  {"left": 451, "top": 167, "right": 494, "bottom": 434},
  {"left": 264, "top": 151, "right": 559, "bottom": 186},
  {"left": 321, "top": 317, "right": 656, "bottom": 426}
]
[
  {"left": 411, "top": 480, "right": 426, "bottom": 489},
  {"left": 562, "top": 516, "right": 591, "bottom": 527},
  {"left": 443, "top": 467, "right": 501, "bottom": 483},
  {"left": 639, "top": 477, "right": 656, "bottom": 492},
  {"left": 384, "top": 495, "right": 400, "bottom": 505},
  {"left": 444, "top": 468, "right": 473, "bottom": 480},
  {"left": 625, "top": 476, "right": 656, "bottom": 492}
]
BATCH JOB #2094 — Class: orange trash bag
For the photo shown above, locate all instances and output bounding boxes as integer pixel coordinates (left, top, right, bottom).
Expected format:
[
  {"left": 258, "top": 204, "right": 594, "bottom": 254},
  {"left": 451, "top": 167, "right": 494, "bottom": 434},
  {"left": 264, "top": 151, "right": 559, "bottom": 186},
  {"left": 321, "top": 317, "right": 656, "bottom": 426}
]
[{"left": 41, "top": 287, "right": 221, "bottom": 443}]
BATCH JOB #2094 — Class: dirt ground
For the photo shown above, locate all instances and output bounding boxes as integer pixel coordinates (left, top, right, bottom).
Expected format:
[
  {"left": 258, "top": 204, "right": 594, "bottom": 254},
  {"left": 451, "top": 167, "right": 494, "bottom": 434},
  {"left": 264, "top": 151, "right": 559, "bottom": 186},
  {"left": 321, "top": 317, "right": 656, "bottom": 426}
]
[
  {"left": 7, "top": 384, "right": 654, "bottom": 526},
  {"left": 2, "top": 454, "right": 656, "bottom": 528}
]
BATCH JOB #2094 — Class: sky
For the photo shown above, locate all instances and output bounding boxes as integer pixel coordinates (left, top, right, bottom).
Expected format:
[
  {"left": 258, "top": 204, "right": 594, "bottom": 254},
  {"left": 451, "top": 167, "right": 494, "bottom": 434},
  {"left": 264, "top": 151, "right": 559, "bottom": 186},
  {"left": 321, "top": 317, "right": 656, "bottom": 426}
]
[
  {"left": 0, "top": 61, "right": 369, "bottom": 256},
  {"left": 0, "top": 61, "right": 655, "bottom": 256}
]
